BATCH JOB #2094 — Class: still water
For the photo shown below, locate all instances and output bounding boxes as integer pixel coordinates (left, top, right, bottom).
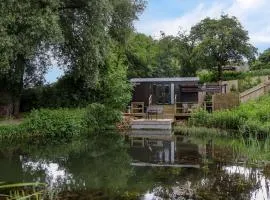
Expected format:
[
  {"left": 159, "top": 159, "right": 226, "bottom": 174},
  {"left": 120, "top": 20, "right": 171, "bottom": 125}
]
[{"left": 0, "top": 131, "right": 269, "bottom": 200}]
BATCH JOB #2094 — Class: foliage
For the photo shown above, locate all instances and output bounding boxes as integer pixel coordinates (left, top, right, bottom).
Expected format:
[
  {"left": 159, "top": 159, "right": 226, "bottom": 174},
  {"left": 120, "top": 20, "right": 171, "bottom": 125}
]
[
  {"left": 222, "top": 71, "right": 245, "bottom": 80},
  {"left": 0, "top": 102, "right": 126, "bottom": 142},
  {"left": 85, "top": 103, "right": 122, "bottom": 133},
  {"left": 125, "top": 33, "right": 158, "bottom": 78},
  {"left": 0, "top": 0, "right": 146, "bottom": 116},
  {"left": 259, "top": 48, "right": 270, "bottom": 63},
  {"left": 238, "top": 76, "right": 261, "bottom": 92},
  {"left": 189, "top": 94, "right": 270, "bottom": 137},
  {"left": 190, "top": 15, "right": 257, "bottom": 80},
  {"left": 100, "top": 42, "right": 132, "bottom": 110},
  {"left": 21, "top": 41, "right": 132, "bottom": 112},
  {"left": 251, "top": 60, "right": 270, "bottom": 70},
  {"left": 125, "top": 31, "right": 198, "bottom": 79},
  {"left": 153, "top": 35, "right": 181, "bottom": 77},
  {"left": 23, "top": 109, "right": 85, "bottom": 142},
  {"left": 248, "top": 68, "right": 270, "bottom": 77},
  {"left": 197, "top": 70, "right": 217, "bottom": 83},
  {"left": 0, "top": 109, "right": 85, "bottom": 143}
]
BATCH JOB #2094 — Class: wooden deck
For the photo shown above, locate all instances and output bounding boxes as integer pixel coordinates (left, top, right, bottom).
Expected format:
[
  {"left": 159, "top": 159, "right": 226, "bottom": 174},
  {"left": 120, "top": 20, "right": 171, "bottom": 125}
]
[{"left": 129, "top": 102, "right": 198, "bottom": 120}]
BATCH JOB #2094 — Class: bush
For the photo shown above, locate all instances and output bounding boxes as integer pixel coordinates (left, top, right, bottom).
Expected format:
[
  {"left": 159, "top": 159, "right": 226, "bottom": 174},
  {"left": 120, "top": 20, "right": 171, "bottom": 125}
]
[
  {"left": 85, "top": 103, "right": 122, "bottom": 132},
  {"left": 0, "top": 104, "right": 125, "bottom": 143},
  {"left": 0, "top": 109, "right": 85, "bottom": 143},
  {"left": 222, "top": 71, "right": 245, "bottom": 81},
  {"left": 197, "top": 70, "right": 217, "bottom": 83},
  {"left": 23, "top": 109, "right": 85, "bottom": 142}
]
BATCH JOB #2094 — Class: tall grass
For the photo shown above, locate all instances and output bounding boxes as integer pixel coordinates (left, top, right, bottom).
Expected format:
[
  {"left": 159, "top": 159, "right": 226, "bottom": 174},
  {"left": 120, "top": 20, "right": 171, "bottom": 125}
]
[
  {"left": 189, "top": 94, "right": 270, "bottom": 137},
  {"left": 0, "top": 182, "right": 46, "bottom": 200}
]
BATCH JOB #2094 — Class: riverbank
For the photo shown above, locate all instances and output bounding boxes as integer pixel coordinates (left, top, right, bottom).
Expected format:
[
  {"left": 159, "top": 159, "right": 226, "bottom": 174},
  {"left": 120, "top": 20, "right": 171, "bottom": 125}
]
[
  {"left": 0, "top": 103, "right": 123, "bottom": 144},
  {"left": 187, "top": 94, "right": 270, "bottom": 137}
]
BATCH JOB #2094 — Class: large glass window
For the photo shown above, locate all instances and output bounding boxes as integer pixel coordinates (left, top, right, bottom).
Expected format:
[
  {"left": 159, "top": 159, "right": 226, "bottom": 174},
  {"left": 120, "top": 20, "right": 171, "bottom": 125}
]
[{"left": 153, "top": 84, "right": 171, "bottom": 104}]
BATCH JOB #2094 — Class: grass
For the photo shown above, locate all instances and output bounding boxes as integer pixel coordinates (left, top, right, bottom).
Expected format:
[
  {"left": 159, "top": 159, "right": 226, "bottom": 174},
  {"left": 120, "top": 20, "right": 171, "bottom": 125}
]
[
  {"left": 0, "top": 119, "right": 23, "bottom": 126},
  {"left": 189, "top": 94, "right": 270, "bottom": 137}
]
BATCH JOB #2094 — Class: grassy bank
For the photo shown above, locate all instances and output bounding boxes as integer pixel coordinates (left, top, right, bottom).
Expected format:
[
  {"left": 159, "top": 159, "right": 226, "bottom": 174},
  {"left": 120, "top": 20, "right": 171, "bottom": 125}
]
[
  {"left": 0, "top": 103, "right": 122, "bottom": 144},
  {"left": 188, "top": 94, "right": 270, "bottom": 137}
]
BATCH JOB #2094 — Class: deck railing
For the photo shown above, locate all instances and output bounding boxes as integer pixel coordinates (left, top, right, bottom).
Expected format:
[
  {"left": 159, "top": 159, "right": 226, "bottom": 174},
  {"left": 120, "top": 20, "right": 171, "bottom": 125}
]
[
  {"left": 175, "top": 102, "right": 199, "bottom": 114},
  {"left": 131, "top": 102, "right": 144, "bottom": 114}
]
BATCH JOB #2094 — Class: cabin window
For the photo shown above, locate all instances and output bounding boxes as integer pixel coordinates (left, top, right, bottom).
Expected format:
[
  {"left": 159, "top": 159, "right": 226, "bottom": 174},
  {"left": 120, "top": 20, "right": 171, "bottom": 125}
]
[{"left": 153, "top": 84, "right": 171, "bottom": 104}]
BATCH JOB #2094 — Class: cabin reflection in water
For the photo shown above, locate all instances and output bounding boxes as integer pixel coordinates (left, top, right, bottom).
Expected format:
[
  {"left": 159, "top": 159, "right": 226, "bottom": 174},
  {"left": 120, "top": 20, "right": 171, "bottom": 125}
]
[{"left": 128, "top": 131, "right": 213, "bottom": 167}]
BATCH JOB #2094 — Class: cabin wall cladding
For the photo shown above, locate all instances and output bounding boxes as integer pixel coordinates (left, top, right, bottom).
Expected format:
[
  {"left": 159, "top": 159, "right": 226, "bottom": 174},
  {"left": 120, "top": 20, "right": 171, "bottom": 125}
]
[{"left": 212, "top": 93, "right": 240, "bottom": 111}]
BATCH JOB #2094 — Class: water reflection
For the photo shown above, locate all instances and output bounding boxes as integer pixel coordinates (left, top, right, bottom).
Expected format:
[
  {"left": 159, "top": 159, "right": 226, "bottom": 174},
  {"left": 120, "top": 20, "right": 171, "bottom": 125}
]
[
  {"left": 0, "top": 131, "right": 269, "bottom": 199},
  {"left": 129, "top": 130, "right": 210, "bottom": 168}
]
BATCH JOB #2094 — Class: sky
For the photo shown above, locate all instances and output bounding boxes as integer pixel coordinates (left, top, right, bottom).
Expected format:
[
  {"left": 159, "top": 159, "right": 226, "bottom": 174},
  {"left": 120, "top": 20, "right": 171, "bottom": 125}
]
[{"left": 46, "top": 0, "right": 270, "bottom": 83}]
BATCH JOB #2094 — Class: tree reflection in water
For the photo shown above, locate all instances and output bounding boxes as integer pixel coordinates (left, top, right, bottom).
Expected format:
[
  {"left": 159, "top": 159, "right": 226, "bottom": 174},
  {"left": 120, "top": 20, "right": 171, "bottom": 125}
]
[{"left": 0, "top": 133, "right": 270, "bottom": 199}]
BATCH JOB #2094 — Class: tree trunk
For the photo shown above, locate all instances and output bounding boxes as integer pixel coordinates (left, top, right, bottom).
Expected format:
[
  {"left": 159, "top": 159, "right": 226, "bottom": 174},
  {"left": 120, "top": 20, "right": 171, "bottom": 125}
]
[
  {"left": 0, "top": 92, "right": 13, "bottom": 118},
  {"left": 11, "top": 54, "right": 25, "bottom": 117},
  {"left": 217, "top": 64, "right": 222, "bottom": 81}
]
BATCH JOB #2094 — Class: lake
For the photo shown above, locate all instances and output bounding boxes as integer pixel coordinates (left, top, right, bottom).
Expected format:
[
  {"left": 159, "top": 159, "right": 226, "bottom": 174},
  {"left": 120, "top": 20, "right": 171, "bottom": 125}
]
[{"left": 0, "top": 130, "right": 269, "bottom": 200}]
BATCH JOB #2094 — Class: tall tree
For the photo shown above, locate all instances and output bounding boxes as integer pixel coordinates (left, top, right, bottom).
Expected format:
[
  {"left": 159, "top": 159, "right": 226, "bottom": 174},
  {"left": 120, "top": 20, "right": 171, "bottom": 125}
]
[
  {"left": 251, "top": 48, "right": 270, "bottom": 70},
  {"left": 258, "top": 48, "right": 270, "bottom": 64},
  {"left": 176, "top": 31, "right": 197, "bottom": 77},
  {"left": 154, "top": 35, "right": 180, "bottom": 77},
  {"left": 125, "top": 33, "right": 158, "bottom": 78},
  {"left": 190, "top": 15, "right": 257, "bottom": 80},
  {"left": 0, "top": 0, "right": 62, "bottom": 115},
  {"left": 0, "top": 0, "right": 146, "bottom": 116}
]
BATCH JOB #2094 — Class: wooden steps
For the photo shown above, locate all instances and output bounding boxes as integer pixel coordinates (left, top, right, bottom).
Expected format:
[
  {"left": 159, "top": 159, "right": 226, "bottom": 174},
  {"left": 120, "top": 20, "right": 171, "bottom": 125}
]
[{"left": 131, "top": 119, "right": 174, "bottom": 130}]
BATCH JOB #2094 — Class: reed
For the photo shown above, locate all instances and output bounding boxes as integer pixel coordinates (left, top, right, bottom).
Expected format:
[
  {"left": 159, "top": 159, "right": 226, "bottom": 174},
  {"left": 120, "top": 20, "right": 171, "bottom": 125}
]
[
  {"left": 0, "top": 182, "right": 46, "bottom": 200},
  {"left": 189, "top": 94, "right": 270, "bottom": 137}
]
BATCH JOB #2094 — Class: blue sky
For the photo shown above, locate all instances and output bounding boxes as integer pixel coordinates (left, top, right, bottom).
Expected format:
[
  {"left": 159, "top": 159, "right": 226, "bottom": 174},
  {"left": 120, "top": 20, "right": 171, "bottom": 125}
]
[
  {"left": 136, "top": 0, "right": 270, "bottom": 51},
  {"left": 46, "top": 0, "right": 270, "bottom": 82}
]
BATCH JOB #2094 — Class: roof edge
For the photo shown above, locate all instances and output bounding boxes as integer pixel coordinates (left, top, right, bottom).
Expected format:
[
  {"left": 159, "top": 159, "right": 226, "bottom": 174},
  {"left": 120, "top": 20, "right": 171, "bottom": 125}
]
[{"left": 130, "top": 77, "right": 200, "bottom": 83}]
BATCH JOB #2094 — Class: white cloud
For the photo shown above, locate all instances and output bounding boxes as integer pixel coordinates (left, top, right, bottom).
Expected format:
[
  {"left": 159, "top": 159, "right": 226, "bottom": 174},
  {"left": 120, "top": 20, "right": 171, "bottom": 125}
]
[
  {"left": 235, "top": 0, "right": 265, "bottom": 9},
  {"left": 136, "top": 0, "right": 270, "bottom": 49}
]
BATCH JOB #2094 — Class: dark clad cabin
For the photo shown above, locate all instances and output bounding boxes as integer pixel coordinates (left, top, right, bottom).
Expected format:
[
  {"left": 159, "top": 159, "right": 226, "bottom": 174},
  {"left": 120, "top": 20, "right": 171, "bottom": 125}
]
[
  {"left": 131, "top": 77, "right": 200, "bottom": 106},
  {"left": 130, "top": 77, "right": 201, "bottom": 118}
]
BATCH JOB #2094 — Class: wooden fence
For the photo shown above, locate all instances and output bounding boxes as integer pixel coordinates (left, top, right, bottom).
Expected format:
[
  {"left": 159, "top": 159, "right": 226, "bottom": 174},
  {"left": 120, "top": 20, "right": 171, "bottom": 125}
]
[{"left": 212, "top": 93, "right": 240, "bottom": 111}]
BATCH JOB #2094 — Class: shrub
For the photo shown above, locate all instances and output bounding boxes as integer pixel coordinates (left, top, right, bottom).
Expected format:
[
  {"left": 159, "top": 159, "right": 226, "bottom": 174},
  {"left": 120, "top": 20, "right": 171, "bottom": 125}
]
[
  {"left": 23, "top": 109, "right": 85, "bottom": 142},
  {"left": 85, "top": 103, "right": 122, "bottom": 133},
  {"left": 222, "top": 71, "right": 244, "bottom": 81},
  {"left": 197, "top": 70, "right": 217, "bottom": 83},
  {"left": 0, "top": 109, "right": 85, "bottom": 143}
]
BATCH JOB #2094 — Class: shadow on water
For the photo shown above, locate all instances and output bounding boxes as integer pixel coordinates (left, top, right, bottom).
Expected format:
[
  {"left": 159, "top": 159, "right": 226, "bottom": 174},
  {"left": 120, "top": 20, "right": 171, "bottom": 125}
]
[{"left": 0, "top": 130, "right": 269, "bottom": 199}]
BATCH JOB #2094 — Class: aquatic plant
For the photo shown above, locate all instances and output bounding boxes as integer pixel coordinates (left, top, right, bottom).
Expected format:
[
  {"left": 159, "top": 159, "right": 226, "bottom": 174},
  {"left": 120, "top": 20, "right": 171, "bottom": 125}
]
[{"left": 0, "top": 182, "right": 46, "bottom": 200}]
